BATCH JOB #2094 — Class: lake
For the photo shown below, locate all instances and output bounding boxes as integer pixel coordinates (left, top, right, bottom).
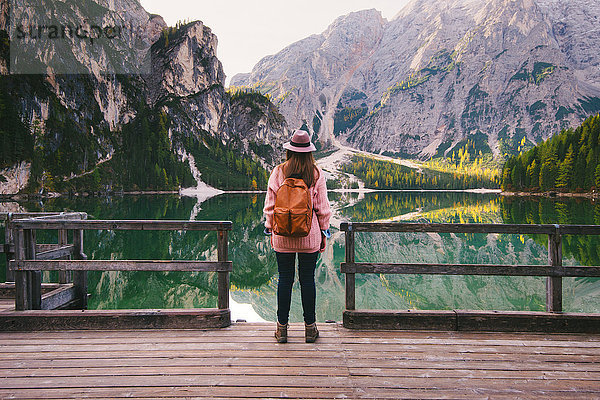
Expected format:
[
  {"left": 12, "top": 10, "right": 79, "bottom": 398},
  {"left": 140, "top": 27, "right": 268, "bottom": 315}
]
[{"left": 1, "top": 191, "right": 599, "bottom": 322}]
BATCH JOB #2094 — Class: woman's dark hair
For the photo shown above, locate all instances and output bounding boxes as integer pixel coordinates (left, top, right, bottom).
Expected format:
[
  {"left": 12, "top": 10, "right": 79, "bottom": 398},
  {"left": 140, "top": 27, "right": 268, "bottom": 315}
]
[{"left": 283, "top": 150, "right": 319, "bottom": 188}]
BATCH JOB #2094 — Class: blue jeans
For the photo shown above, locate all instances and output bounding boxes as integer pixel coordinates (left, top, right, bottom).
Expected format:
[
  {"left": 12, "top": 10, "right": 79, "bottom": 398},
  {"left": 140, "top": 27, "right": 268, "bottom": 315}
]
[{"left": 275, "top": 251, "right": 319, "bottom": 325}]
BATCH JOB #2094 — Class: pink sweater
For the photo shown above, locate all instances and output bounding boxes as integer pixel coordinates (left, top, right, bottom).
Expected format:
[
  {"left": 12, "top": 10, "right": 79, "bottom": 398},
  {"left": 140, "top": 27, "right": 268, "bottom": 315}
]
[{"left": 263, "top": 164, "right": 332, "bottom": 253}]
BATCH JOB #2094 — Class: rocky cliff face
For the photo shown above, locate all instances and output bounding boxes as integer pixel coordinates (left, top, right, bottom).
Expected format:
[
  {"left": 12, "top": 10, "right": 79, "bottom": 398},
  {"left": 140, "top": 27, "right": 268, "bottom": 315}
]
[
  {"left": 0, "top": 0, "right": 287, "bottom": 194},
  {"left": 232, "top": 0, "right": 600, "bottom": 158}
]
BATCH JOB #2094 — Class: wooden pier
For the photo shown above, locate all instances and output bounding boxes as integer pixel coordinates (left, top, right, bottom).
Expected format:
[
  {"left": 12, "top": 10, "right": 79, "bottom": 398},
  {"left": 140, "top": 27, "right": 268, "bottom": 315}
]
[
  {"left": 1, "top": 323, "right": 599, "bottom": 399},
  {"left": 2, "top": 216, "right": 600, "bottom": 397}
]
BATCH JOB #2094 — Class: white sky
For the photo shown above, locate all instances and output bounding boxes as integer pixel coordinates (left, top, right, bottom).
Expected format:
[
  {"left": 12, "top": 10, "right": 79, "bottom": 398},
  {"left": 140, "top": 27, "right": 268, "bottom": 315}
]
[{"left": 139, "top": 0, "right": 409, "bottom": 85}]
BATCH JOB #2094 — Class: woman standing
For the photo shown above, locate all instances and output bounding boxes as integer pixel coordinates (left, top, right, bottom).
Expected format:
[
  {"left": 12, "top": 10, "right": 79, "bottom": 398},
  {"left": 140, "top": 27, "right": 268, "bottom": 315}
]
[{"left": 263, "top": 129, "right": 332, "bottom": 343}]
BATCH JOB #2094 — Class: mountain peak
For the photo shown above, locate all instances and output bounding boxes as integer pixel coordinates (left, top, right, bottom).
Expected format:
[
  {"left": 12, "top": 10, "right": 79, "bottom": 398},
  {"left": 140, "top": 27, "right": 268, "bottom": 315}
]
[{"left": 234, "top": 0, "right": 600, "bottom": 158}]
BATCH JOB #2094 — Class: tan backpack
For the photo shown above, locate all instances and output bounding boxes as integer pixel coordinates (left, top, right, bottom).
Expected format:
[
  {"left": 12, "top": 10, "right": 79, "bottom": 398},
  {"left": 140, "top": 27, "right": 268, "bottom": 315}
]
[{"left": 273, "top": 175, "right": 313, "bottom": 237}]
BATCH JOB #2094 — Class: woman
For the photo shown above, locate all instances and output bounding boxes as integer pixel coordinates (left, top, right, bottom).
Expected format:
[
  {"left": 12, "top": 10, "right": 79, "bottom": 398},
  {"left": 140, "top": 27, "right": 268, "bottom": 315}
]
[{"left": 263, "top": 129, "right": 332, "bottom": 343}]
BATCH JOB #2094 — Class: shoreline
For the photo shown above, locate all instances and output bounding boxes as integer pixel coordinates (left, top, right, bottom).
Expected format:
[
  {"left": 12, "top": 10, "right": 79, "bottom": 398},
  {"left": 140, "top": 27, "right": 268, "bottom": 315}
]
[
  {"left": 3, "top": 188, "right": 600, "bottom": 201},
  {"left": 501, "top": 191, "right": 600, "bottom": 199}
]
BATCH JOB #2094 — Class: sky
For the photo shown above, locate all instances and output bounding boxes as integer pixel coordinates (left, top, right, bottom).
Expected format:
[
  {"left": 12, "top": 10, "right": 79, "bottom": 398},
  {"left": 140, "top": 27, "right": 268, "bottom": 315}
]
[{"left": 139, "top": 0, "right": 410, "bottom": 86}]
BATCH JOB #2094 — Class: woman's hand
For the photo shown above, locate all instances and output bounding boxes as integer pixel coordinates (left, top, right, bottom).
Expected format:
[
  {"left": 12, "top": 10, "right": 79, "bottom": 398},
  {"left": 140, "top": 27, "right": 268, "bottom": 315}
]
[{"left": 319, "top": 229, "right": 330, "bottom": 253}]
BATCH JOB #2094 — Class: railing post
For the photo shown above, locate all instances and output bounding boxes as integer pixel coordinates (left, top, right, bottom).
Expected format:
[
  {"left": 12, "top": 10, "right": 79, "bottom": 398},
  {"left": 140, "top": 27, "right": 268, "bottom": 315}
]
[
  {"left": 58, "top": 229, "right": 71, "bottom": 284},
  {"left": 217, "top": 229, "right": 229, "bottom": 310},
  {"left": 345, "top": 222, "right": 356, "bottom": 311},
  {"left": 547, "top": 225, "right": 563, "bottom": 313},
  {"left": 73, "top": 229, "right": 88, "bottom": 309},
  {"left": 25, "top": 229, "right": 41, "bottom": 309},
  {"left": 4, "top": 213, "right": 15, "bottom": 282},
  {"left": 14, "top": 228, "right": 29, "bottom": 310}
]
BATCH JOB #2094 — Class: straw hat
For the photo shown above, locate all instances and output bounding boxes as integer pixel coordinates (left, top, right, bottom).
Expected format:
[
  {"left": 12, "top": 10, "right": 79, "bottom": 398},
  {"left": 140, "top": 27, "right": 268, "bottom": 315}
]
[{"left": 283, "top": 129, "right": 317, "bottom": 153}]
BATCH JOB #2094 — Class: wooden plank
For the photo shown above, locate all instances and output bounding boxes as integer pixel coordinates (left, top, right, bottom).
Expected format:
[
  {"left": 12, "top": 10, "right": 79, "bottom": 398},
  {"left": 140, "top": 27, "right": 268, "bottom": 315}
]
[
  {"left": 4, "top": 357, "right": 599, "bottom": 374},
  {"left": 0, "top": 349, "right": 346, "bottom": 361},
  {"left": 2, "top": 348, "right": 596, "bottom": 363},
  {"left": 40, "top": 284, "right": 76, "bottom": 310},
  {"left": 344, "top": 309, "right": 457, "bottom": 330},
  {"left": 341, "top": 262, "right": 600, "bottom": 277},
  {"left": 57, "top": 229, "right": 71, "bottom": 284},
  {"left": 0, "top": 341, "right": 348, "bottom": 353},
  {"left": 547, "top": 232, "right": 563, "bottom": 312},
  {"left": 13, "top": 229, "right": 27, "bottom": 311},
  {"left": 2, "top": 333, "right": 599, "bottom": 348},
  {"left": 10, "top": 259, "right": 233, "bottom": 272},
  {"left": 0, "top": 283, "right": 64, "bottom": 298},
  {"left": 0, "top": 299, "right": 13, "bottom": 312},
  {"left": 344, "top": 309, "right": 600, "bottom": 333},
  {"left": 0, "top": 374, "right": 354, "bottom": 389},
  {"left": 1, "top": 374, "right": 599, "bottom": 391},
  {"left": 36, "top": 245, "right": 75, "bottom": 261},
  {"left": 3, "top": 341, "right": 599, "bottom": 356},
  {"left": 6, "top": 212, "right": 71, "bottom": 219},
  {"left": 0, "top": 387, "right": 357, "bottom": 399},
  {"left": 0, "top": 365, "right": 351, "bottom": 378},
  {"left": 24, "top": 229, "right": 41, "bottom": 310},
  {"left": 349, "top": 376, "right": 600, "bottom": 390},
  {"left": 560, "top": 225, "right": 600, "bottom": 235},
  {"left": 11, "top": 219, "right": 233, "bottom": 231},
  {"left": 346, "top": 359, "right": 600, "bottom": 372},
  {"left": 2, "top": 366, "right": 598, "bottom": 384},
  {"left": 26, "top": 212, "right": 86, "bottom": 221},
  {"left": 72, "top": 228, "right": 87, "bottom": 309},
  {"left": 345, "top": 225, "right": 355, "bottom": 310},
  {"left": 456, "top": 310, "right": 600, "bottom": 333},
  {"left": 0, "top": 323, "right": 595, "bottom": 341},
  {"left": 0, "top": 212, "right": 63, "bottom": 220},
  {"left": 0, "top": 309, "right": 231, "bottom": 331},
  {"left": 360, "top": 389, "right": 597, "bottom": 400},
  {"left": 4, "top": 216, "right": 14, "bottom": 282},
  {"left": 3, "top": 334, "right": 599, "bottom": 350},
  {"left": 339, "top": 221, "right": 559, "bottom": 235},
  {"left": 0, "top": 357, "right": 352, "bottom": 369},
  {"left": 217, "top": 230, "right": 229, "bottom": 310},
  {"left": 35, "top": 244, "right": 65, "bottom": 252},
  {"left": 334, "top": 327, "right": 600, "bottom": 341}
]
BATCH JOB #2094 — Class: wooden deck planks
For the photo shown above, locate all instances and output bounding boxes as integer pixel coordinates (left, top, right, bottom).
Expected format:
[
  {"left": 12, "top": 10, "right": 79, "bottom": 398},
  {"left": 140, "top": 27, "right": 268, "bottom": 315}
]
[
  {"left": 0, "top": 298, "right": 13, "bottom": 312},
  {"left": 0, "top": 323, "right": 599, "bottom": 399}
]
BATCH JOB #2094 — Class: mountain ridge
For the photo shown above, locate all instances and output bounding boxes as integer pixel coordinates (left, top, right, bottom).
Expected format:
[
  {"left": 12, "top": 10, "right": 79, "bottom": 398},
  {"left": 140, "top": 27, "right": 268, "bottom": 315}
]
[
  {"left": 232, "top": 0, "right": 600, "bottom": 159},
  {"left": 0, "top": 0, "right": 288, "bottom": 194}
]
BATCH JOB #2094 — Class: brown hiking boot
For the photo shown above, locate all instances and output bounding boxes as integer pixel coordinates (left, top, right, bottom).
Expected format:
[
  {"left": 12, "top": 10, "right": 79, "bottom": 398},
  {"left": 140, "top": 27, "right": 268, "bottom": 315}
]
[
  {"left": 275, "top": 322, "right": 288, "bottom": 343},
  {"left": 305, "top": 322, "right": 319, "bottom": 343}
]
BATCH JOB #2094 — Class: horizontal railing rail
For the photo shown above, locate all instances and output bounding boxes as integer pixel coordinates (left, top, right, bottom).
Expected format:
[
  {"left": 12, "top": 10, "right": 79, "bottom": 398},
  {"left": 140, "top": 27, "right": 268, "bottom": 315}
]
[
  {"left": 340, "top": 221, "right": 600, "bottom": 235},
  {"left": 10, "top": 219, "right": 233, "bottom": 231},
  {"left": 340, "top": 262, "right": 600, "bottom": 277},
  {"left": 11, "top": 260, "right": 233, "bottom": 272}
]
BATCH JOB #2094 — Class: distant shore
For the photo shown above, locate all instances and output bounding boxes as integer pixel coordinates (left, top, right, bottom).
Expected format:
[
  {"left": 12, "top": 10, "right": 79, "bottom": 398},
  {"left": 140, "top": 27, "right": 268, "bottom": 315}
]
[
  {"left": 501, "top": 191, "right": 600, "bottom": 199},
  {"left": 3, "top": 188, "right": 600, "bottom": 201}
]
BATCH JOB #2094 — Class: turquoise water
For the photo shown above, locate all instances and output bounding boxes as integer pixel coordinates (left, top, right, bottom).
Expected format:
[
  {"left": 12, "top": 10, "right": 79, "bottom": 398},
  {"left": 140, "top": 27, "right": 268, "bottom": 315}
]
[{"left": 1, "top": 192, "right": 599, "bottom": 321}]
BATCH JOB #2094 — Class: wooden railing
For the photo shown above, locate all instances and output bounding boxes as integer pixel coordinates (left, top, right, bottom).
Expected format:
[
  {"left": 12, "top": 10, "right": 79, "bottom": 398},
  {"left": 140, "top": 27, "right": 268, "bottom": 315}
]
[
  {"left": 7, "top": 218, "right": 233, "bottom": 321},
  {"left": 340, "top": 222, "right": 600, "bottom": 332},
  {"left": 1, "top": 212, "right": 77, "bottom": 283}
]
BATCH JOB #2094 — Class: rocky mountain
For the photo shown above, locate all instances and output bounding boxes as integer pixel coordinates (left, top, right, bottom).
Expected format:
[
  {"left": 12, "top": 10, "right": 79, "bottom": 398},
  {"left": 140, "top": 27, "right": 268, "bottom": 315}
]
[
  {"left": 0, "top": 0, "right": 287, "bottom": 194},
  {"left": 231, "top": 0, "right": 600, "bottom": 159}
]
